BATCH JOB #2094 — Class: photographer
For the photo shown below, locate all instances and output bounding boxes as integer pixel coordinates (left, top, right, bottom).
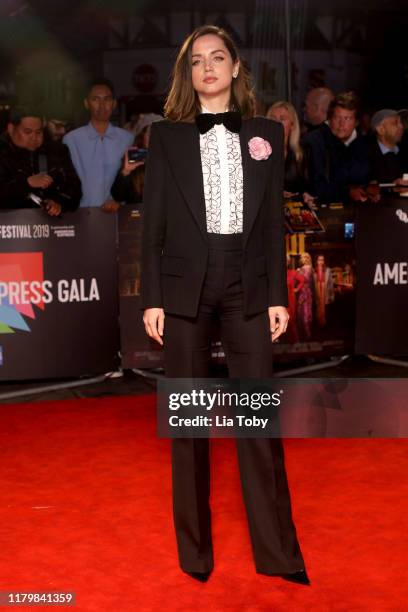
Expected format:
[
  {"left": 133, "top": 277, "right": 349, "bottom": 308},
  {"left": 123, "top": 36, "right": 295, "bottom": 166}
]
[
  {"left": 111, "top": 148, "right": 146, "bottom": 205},
  {"left": 112, "top": 115, "right": 163, "bottom": 205},
  {"left": 0, "top": 107, "right": 81, "bottom": 215}
]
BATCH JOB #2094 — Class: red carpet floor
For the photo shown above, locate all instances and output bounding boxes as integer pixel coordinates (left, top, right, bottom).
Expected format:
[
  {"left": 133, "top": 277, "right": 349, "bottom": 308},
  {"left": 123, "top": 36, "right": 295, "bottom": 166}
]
[{"left": 1, "top": 394, "right": 407, "bottom": 611}]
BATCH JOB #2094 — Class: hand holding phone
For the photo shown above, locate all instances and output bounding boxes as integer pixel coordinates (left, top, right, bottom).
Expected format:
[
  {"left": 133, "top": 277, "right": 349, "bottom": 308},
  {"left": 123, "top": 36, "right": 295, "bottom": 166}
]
[
  {"left": 122, "top": 148, "right": 147, "bottom": 176},
  {"left": 127, "top": 148, "right": 148, "bottom": 163}
]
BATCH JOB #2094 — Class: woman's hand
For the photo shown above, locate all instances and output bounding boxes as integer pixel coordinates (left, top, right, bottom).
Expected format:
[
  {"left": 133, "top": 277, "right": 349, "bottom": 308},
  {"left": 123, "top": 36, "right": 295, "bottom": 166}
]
[
  {"left": 268, "top": 306, "right": 289, "bottom": 342},
  {"left": 143, "top": 307, "right": 165, "bottom": 345},
  {"left": 122, "top": 151, "right": 145, "bottom": 177}
]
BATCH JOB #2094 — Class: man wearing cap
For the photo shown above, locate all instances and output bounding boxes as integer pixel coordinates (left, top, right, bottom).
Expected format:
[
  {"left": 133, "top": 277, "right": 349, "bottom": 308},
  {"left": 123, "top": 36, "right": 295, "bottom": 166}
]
[{"left": 369, "top": 109, "right": 407, "bottom": 184}]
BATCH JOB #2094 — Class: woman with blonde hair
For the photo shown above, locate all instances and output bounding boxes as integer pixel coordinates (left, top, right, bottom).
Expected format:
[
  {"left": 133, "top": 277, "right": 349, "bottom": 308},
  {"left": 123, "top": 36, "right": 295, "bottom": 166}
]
[
  {"left": 267, "top": 101, "right": 314, "bottom": 205},
  {"left": 141, "top": 25, "right": 308, "bottom": 584}
]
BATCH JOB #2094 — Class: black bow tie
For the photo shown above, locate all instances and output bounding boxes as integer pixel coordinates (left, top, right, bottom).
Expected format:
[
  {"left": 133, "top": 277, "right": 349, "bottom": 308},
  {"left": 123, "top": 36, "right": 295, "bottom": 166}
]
[{"left": 195, "top": 111, "right": 242, "bottom": 134}]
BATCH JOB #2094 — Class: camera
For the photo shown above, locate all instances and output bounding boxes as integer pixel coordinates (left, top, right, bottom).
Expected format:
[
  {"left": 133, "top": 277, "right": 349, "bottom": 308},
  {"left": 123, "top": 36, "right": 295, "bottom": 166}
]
[
  {"left": 28, "top": 193, "right": 47, "bottom": 208},
  {"left": 127, "top": 148, "right": 148, "bottom": 163}
]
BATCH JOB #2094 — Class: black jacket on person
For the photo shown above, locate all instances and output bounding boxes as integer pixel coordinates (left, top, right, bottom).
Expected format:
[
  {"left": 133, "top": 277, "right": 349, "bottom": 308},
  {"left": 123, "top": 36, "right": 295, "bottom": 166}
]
[
  {"left": 284, "top": 146, "right": 311, "bottom": 195},
  {"left": 304, "top": 123, "right": 369, "bottom": 204},
  {"left": 141, "top": 117, "right": 287, "bottom": 318},
  {"left": 111, "top": 168, "right": 143, "bottom": 205},
  {"left": 0, "top": 134, "right": 81, "bottom": 211},
  {"left": 302, "top": 121, "right": 324, "bottom": 134},
  {"left": 368, "top": 138, "right": 408, "bottom": 183}
]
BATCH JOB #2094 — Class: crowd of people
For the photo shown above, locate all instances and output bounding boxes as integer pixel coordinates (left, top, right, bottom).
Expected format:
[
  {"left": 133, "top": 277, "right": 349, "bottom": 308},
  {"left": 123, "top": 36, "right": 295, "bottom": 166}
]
[
  {"left": 0, "top": 78, "right": 163, "bottom": 217},
  {"left": 0, "top": 77, "right": 407, "bottom": 219},
  {"left": 269, "top": 89, "right": 408, "bottom": 208}
]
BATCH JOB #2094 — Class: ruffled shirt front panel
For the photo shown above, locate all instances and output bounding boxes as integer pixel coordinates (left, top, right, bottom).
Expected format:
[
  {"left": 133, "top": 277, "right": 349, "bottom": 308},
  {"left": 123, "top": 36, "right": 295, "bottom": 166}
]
[{"left": 199, "top": 108, "right": 243, "bottom": 233}]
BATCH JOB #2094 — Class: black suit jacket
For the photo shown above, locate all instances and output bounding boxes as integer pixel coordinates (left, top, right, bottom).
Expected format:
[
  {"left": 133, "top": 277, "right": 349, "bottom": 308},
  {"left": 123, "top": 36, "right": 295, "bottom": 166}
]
[
  {"left": 141, "top": 117, "right": 287, "bottom": 317},
  {"left": 0, "top": 134, "right": 81, "bottom": 211},
  {"left": 368, "top": 138, "right": 408, "bottom": 184},
  {"left": 304, "top": 123, "right": 369, "bottom": 204}
]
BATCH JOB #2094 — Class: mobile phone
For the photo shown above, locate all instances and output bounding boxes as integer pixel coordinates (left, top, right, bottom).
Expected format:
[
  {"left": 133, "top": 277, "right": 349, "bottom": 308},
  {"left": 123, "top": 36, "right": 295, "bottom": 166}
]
[
  {"left": 127, "top": 148, "right": 148, "bottom": 163},
  {"left": 28, "top": 193, "right": 46, "bottom": 208},
  {"left": 344, "top": 222, "right": 355, "bottom": 239}
]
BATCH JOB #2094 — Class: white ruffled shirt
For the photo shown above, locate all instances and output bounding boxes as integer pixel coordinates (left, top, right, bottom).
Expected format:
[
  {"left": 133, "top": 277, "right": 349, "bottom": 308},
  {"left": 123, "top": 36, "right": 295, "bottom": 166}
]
[{"left": 199, "top": 106, "right": 243, "bottom": 233}]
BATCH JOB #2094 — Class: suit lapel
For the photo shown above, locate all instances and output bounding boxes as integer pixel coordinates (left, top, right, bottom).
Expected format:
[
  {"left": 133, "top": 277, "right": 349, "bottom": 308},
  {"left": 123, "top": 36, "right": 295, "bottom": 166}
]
[
  {"left": 240, "top": 119, "right": 270, "bottom": 248},
  {"left": 161, "top": 123, "right": 207, "bottom": 239},
  {"left": 162, "top": 119, "right": 270, "bottom": 246}
]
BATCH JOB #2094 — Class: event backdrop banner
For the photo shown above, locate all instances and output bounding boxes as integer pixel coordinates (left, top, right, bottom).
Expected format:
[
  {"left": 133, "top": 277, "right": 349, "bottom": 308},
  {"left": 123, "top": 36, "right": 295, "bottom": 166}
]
[
  {"left": 118, "top": 206, "right": 164, "bottom": 369},
  {"left": 0, "top": 208, "right": 119, "bottom": 380},
  {"left": 356, "top": 200, "right": 408, "bottom": 355},
  {"left": 118, "top": 206, "right": 356, "bottom": 369},
  {"left": 275, "top": 205, "right": 356, "bottom": 360}
]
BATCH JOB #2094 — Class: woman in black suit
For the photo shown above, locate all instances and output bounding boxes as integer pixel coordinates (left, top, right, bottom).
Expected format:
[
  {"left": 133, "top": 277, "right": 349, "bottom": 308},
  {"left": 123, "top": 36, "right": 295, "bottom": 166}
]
[{"left": 141, "top": 25, "right": 308, "bottom": 585}]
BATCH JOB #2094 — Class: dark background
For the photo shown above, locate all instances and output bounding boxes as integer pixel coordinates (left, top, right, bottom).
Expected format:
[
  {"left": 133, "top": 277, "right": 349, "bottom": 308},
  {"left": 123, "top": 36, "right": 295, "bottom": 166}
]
[{"left": 0, "top": 0, "right": 407, "bottom": 127}]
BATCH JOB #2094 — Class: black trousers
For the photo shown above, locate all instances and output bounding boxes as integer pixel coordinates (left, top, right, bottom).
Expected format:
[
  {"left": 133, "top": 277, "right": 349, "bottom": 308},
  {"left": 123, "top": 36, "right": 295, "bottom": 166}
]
[{"left": 164, "top": 233, "right": 305, "bottom": 574}]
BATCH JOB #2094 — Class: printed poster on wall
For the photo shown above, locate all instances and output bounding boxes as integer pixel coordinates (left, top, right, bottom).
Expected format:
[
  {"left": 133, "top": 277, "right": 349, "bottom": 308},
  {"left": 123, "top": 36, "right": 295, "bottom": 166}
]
[
  {"left": 275, "top": 205, "right": 356, "bottom": 361},
  {"left": 118, "top": 206, "right": 164, "bottom": 370},
  {"left": 0, "top": 208, "right": 119, "bottom": 380}
]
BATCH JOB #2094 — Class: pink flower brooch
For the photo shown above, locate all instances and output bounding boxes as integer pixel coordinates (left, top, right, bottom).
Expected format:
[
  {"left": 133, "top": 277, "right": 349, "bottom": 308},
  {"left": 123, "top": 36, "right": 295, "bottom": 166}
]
[{"left": 248, "top": 136, "right": 272, "bottom": 160}]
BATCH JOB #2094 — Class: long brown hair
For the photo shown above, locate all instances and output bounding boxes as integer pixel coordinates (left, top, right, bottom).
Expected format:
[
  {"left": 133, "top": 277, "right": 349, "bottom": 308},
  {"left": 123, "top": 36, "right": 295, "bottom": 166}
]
[{"left": 164, "top": 25, "right": 255, "bottom": 122}]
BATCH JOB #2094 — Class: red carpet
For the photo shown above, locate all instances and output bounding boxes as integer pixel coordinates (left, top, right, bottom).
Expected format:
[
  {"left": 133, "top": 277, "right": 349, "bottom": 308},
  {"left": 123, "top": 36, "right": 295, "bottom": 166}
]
[{"left": 1, "top": 394, "right": 407, "bottom": 611}]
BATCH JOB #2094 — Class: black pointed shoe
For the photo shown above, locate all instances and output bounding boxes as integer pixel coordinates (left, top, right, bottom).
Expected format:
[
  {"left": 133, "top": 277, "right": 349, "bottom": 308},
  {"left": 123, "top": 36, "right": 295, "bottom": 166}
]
[
  {"left": 186, "top": 571, "right": 211, "bottom": 583},
  {"left": 281, "top": 569, "right": 311, "bottom": 585}
]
